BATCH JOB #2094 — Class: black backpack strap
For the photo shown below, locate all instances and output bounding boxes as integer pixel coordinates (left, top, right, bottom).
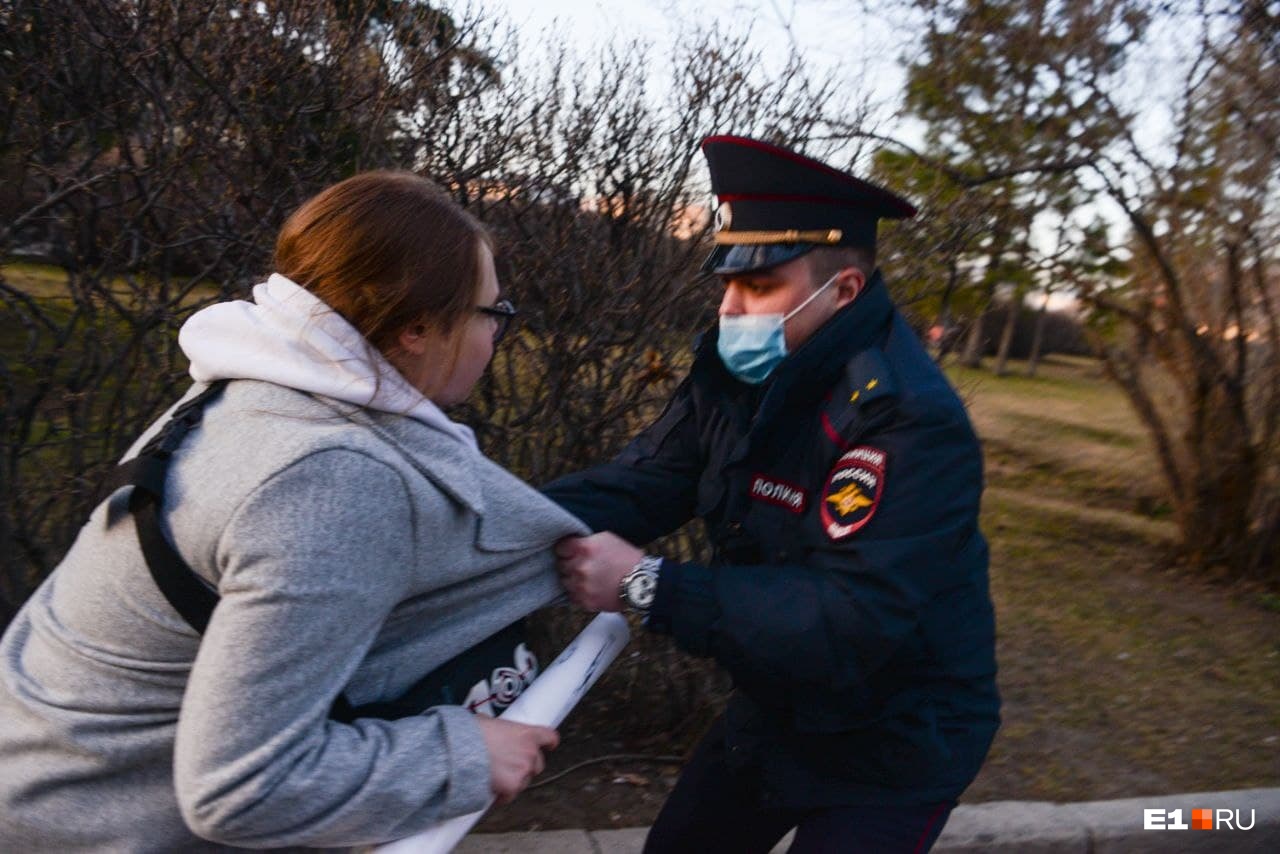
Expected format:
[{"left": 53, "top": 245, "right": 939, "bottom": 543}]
[
  {"left": 113, "top": 381, "right": 229, "bottom": 634},
  {"left": 132, "top": 497, "right": 220, "bottom": 634}
]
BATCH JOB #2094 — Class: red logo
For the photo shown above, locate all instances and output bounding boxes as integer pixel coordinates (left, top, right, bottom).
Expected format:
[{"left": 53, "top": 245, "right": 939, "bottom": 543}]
[{"left": 820, "top": 446, "right": 886, "bottom": 540}]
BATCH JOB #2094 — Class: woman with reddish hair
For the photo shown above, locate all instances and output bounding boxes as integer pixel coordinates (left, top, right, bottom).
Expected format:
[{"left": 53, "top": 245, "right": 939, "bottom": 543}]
[{"left": 0, "top": 172, "right": 579, "bottom": 850}]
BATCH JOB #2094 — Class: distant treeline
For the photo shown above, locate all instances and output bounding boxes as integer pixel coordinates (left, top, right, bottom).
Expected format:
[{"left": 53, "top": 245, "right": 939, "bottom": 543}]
[{"left": 970, "top": 304, "right": 1091, "bottom": 360}]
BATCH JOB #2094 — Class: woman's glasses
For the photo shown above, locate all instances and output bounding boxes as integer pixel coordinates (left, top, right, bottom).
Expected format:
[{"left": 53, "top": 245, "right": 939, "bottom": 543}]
[{"left": 477, "top": 299, "right": 517, "bottom": 343}]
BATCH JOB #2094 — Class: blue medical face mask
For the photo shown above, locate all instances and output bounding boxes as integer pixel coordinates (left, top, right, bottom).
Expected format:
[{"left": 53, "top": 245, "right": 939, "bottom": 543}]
[{"left": 717, "top": 272, "right": 839, "bottom": 384}]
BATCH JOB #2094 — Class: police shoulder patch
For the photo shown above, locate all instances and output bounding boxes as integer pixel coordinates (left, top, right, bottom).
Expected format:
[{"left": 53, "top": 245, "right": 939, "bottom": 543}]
[{"left": 819, "top": 446, "right": 887, "bottom": 540}]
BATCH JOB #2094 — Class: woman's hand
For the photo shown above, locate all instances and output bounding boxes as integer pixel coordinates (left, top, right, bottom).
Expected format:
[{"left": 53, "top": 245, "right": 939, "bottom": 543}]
[
  {"left": 474, "top": 716, "right": 559, "bottom": 805},
  {"left": 555, "top": 532, "right": 644, "bottom": 612}
]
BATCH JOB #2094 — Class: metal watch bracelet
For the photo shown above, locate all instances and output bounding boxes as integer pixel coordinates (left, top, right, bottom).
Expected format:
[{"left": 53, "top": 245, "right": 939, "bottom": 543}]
[{"left": 618, "top": 554, "right": 662, "bottom": 615}]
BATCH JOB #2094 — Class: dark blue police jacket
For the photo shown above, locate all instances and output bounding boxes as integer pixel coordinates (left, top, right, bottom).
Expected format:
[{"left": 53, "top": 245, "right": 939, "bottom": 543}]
[{"left": 543, "top": 272, "right": 1000, "bottom": 808}]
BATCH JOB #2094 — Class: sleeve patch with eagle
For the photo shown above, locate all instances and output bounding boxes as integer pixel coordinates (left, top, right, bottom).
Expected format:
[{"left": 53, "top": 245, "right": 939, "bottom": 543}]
[{"left": 820, "top": 446, "right": 887, "bottom": 540}]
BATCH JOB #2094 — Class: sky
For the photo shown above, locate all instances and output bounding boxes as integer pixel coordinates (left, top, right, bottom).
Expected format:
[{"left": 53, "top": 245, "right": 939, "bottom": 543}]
[
  {"left": 480, "top": 0, "right": 915, "bottom": 135},
  {"left": 476, "top": 0, "right": 1188, "bottom": 186}
]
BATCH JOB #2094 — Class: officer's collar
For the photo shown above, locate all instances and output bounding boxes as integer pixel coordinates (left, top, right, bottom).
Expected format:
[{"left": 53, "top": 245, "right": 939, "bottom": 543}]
[{"left": 693, "top": 269, "right": 895, "bottom": 401}]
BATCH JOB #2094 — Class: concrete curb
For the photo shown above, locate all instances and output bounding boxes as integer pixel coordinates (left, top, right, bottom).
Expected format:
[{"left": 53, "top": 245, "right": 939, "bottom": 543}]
[
  {"left": 455, "top": 788, "right": 1280, "bottom": 853},
  {"left": 935, "top": 788, "right": 1279, "bottom": 852}
]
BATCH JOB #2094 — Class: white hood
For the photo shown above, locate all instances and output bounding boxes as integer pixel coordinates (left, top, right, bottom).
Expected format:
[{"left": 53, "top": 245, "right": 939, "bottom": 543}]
[{"left": 179, "top": 273, "right": 478, "bottom": 451}]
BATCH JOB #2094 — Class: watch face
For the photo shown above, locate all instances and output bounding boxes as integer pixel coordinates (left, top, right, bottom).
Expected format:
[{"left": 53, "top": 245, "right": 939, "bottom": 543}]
[{"left": 626, "top": 570, "right": 658, "bottom": 609}]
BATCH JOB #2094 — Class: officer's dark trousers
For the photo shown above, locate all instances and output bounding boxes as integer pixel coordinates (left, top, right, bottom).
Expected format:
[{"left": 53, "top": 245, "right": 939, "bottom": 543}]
[{"left": 644, "top": 717, "right": 954, "bottom": 854}]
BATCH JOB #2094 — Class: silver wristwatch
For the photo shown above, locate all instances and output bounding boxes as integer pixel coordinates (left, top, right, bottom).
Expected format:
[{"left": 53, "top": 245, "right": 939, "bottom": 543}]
[{"left": 618, "top": 555, "right": 662, "bottom": 615}]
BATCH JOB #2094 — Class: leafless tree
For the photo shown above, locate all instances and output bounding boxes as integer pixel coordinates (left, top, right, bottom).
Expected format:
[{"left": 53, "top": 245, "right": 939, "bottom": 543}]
[
  {"left": 871, "top": 0, "right": 1277, "bottom": 579},
  {"left": 1078, "top": 2, "right": 1280, "bottom": 578}
]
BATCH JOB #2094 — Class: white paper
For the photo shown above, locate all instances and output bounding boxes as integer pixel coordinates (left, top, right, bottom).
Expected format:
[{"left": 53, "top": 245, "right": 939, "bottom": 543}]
[{"left": 373, "top": 612, "right": 631, "bottom": 854}]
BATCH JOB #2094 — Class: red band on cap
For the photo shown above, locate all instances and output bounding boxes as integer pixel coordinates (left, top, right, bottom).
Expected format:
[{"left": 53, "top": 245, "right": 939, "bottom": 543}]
[
  {"left": 702, "top": 135, "right": 858, "bottom": 186},
  {"left": 701, "top": 135, "right": 918, "bottom": 218}
]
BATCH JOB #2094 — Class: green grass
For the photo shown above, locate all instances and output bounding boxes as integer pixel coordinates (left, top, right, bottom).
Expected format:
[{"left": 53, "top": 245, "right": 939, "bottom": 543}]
[
  {"left": 2, "top": 260, "right": 71, "bottom": 297},
  {"left": 2, "top": 259, "right": 225, "bottom": 309},
  {"left": 949, "top": 356, "right": 1166, "bottom": 515},
  {"left": 954, "top": 354, "right": 1279, "bottom": 802}
]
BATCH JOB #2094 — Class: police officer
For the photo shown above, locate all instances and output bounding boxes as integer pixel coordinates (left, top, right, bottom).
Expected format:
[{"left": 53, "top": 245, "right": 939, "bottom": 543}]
[{"left": 547, "top": 135, "right": 999, "bottom": 853}]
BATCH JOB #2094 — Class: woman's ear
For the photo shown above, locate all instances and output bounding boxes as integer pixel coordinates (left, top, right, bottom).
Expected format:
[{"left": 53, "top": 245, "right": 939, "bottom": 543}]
[{"left": 397, "top": 322, "right": 430, "bottom": 356}]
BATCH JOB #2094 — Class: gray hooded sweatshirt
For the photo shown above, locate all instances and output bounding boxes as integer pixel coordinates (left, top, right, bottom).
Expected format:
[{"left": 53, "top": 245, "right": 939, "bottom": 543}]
[{"left": 0, "top": 276, "right": 589, "bottom": 851}]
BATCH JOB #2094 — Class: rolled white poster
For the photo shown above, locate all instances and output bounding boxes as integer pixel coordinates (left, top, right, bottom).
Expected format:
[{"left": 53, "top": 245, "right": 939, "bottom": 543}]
[{"left": 374, "top": 612, "right": 631, "bottom": 854}]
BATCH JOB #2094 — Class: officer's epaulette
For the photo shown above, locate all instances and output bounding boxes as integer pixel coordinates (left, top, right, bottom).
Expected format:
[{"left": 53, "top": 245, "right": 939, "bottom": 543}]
[{"left": 820, "top": 348, "right": 899, "bottom": 440}]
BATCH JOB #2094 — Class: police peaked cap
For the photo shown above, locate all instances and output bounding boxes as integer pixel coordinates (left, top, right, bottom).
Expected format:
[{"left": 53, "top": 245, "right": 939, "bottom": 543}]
[{"left": 700, "top": 135, "right": 916, "bottom": 275}]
